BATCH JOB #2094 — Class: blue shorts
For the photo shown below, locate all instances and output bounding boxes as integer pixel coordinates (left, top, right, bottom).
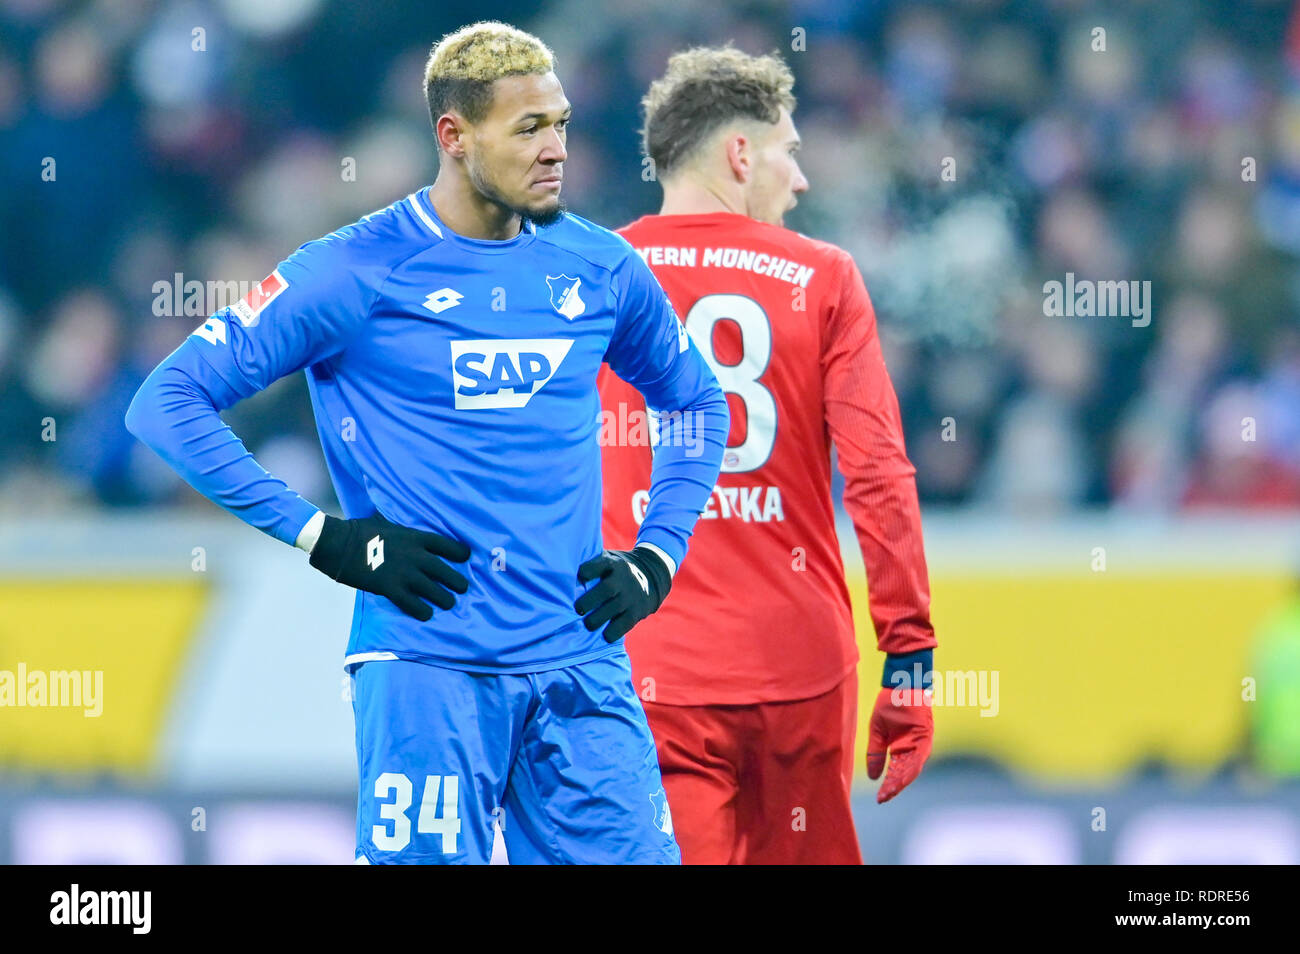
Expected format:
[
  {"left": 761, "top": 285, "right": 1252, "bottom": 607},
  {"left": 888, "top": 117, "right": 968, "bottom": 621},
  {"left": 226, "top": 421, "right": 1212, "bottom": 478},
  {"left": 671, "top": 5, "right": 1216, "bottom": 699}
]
[{"left": 350, "top": 649, "right": 680, "bottom": 864}]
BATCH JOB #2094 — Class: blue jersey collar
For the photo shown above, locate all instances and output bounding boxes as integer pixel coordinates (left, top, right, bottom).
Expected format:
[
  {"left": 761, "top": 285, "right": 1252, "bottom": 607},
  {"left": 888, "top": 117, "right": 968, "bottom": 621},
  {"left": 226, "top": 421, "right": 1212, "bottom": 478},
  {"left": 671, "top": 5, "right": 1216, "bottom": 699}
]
[{"left": 411, "top": 187, "right": 537, "bottom": 254}]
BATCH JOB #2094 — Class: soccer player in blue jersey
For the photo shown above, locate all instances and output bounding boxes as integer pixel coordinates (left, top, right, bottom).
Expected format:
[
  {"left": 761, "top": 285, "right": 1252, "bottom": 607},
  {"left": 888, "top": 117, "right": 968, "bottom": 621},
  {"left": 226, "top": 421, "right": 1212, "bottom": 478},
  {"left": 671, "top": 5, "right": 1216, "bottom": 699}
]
[{"left": 125, "top": 21, "right": 728, "bottom": 865}]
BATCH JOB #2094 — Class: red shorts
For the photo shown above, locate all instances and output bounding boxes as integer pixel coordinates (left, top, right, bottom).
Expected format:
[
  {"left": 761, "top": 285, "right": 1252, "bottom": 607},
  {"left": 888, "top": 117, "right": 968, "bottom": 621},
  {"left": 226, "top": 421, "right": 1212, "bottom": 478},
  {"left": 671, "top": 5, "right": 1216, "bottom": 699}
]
[{"left": 643, "top": 670, "right": 862, "bottom": 864}]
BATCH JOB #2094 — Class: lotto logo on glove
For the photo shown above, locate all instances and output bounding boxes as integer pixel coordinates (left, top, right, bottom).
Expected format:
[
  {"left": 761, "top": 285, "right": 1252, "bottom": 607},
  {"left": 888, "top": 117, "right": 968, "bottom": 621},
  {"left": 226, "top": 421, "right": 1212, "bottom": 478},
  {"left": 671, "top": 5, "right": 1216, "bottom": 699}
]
[
  {"left": 574, "top": 547, "right": 671, "bottom": 643},
  {"left": 627, "top": 563, "right": 650, "bottom": 595},
  {"left": 309, "top": 513, "right": 470, "bottom": 622}
]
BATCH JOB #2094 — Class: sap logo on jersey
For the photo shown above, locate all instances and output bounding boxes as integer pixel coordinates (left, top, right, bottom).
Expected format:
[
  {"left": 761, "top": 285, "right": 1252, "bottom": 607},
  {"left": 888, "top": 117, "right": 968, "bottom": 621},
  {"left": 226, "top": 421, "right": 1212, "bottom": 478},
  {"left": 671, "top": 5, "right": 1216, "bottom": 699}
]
[{"left": 450, "top": 339, "right": 574, "bottom": 409}]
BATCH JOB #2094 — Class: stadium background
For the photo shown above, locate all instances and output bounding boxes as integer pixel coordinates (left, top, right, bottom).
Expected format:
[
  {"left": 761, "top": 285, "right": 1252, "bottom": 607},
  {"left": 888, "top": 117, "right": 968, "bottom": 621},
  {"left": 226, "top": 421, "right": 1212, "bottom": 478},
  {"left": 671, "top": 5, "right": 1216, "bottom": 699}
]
[{"left": 3, "top": 0, "right": 1300, "bottom": 863}]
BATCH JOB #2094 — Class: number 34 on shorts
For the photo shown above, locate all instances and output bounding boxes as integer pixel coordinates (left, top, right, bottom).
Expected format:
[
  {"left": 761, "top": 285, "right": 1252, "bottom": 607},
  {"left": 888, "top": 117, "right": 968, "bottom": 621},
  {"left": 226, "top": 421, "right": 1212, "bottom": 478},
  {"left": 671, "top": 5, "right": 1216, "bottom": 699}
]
[{"left": 370, "top": 772, "right": 462, "bottom": 855}]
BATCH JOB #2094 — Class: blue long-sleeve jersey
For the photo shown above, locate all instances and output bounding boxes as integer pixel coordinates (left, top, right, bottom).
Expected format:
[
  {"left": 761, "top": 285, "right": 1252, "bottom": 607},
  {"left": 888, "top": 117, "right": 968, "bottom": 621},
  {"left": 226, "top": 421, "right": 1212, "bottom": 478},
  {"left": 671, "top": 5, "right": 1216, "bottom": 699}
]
[{"left": 126, "top": 187, "right": 729, "bottom": 673}]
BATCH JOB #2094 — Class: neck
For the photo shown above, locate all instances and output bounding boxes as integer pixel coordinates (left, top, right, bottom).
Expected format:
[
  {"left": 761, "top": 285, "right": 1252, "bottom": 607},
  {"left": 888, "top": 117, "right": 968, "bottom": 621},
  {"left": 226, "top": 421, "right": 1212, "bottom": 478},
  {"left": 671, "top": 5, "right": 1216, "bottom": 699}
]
[
  {"left": 428, "top": 167, "right": 522, "bottom": 240},
  {"left": 658, "top": 175, "right": 746, "bottom": 217}
]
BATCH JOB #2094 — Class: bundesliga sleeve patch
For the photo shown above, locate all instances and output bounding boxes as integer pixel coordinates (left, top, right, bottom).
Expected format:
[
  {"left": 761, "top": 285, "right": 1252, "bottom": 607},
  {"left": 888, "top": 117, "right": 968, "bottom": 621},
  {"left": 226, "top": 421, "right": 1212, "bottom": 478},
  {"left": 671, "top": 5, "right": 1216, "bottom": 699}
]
[{"left": 231, "top": 269, "right": 288, "bottom": 326}]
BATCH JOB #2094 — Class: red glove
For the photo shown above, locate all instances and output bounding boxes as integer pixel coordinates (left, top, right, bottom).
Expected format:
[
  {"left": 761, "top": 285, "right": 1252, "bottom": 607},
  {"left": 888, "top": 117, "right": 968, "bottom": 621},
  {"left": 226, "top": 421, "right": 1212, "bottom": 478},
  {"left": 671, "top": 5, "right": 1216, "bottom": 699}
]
[{"left": 866, "top": 687, "right": 933, "bottom": 804}]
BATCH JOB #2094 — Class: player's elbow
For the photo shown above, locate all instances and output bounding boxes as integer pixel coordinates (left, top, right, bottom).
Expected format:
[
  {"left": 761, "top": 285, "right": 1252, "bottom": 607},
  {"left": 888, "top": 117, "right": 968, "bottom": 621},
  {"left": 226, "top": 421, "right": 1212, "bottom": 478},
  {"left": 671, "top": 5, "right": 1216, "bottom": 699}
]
[
  {"left": 696, "top": 379, "right": 730, "bottom": 429},
  {"left": 123, "top": 377, "right": 159, "bottom": 446},
  {"left": 124, "top": 365, "right": 190, "bottom": 450},
  {"left": 686, "top": 382, "right": 730, "bottom": 456}
]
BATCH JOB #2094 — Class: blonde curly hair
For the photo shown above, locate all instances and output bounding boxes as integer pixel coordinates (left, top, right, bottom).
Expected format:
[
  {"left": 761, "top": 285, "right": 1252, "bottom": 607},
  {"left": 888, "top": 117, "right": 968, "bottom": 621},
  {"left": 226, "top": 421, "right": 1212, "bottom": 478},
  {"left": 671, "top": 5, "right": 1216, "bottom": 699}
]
[{"left": 424, "top": 21, "right": 556, "bottom": 127}]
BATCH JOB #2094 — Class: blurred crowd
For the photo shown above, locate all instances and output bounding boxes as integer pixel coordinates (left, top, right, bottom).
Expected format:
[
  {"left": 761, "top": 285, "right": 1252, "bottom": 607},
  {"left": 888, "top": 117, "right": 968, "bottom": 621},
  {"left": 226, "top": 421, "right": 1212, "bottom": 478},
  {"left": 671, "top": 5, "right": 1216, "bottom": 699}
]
[{"left": 2, "top": 0, "right": 1299, "bottom": 516}]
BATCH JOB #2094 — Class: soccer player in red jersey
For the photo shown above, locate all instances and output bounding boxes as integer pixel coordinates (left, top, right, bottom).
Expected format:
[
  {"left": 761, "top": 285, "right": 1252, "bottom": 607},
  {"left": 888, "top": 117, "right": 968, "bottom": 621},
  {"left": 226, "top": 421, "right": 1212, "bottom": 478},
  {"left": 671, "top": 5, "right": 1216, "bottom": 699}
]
[{"left": 597, "top": 47, "right": 938, "bottom": 864}]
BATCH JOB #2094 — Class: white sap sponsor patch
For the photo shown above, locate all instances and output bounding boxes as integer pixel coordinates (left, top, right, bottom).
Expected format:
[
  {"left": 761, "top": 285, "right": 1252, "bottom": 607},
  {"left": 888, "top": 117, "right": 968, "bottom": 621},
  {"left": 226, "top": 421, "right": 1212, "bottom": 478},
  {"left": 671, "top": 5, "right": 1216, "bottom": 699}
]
[{"left": 450, "top": 338, "right": 574, "bottom": 409}]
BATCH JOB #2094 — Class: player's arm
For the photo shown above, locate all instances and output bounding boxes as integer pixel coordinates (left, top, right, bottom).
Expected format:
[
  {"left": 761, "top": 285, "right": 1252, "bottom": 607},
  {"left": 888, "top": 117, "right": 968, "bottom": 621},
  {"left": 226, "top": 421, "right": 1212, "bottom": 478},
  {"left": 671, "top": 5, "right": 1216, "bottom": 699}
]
[
  {"left": 821, "top": 250, "right": 937, "bottom": 802},
  {"left": 574, "top": 248, "right": 729, "bottom": 642},
  {"left": 124, "top": 237, "right": 469, "bottom": 621}
]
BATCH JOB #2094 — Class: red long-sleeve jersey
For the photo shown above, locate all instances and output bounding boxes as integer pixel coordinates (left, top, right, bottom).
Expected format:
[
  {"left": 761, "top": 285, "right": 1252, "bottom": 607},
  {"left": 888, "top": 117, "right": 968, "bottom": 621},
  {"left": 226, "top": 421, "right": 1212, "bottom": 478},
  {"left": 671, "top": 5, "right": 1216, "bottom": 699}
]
[{"left": 598, "top": 212, "right": 935, "bottom": 705}]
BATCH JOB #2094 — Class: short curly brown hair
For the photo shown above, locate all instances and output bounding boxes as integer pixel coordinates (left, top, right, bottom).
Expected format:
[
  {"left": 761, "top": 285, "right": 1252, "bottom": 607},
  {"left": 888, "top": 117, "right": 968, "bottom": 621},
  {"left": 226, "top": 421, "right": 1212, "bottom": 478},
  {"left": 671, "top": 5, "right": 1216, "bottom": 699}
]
[
  {"left": 642, "top": 46, "right": 796, "bottom": 175},
  {"left": 424, "top": 21, "right": 556, "bottom": 128}
]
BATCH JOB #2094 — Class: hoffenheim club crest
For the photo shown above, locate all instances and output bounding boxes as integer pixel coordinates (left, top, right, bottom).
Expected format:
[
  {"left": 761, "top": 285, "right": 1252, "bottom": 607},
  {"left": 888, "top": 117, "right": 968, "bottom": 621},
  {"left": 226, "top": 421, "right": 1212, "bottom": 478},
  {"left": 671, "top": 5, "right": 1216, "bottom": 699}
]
[
  {"left": 545, "top": 274, "right": 586, "bottom": 320},
  {"left": 649, "top": 786, "right": 673, "bottom": 836}
]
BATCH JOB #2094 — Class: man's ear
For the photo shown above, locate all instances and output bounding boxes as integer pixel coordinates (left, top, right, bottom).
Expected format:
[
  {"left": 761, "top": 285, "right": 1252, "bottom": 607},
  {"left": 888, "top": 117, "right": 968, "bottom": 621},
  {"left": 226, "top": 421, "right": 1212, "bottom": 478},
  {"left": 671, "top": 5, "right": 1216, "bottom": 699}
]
[
  {"left": 724, "top": 133, "right": 752, "bottom": 184},
  {"left": 436, "top": 111, "right": 470, "bottom": 159}
]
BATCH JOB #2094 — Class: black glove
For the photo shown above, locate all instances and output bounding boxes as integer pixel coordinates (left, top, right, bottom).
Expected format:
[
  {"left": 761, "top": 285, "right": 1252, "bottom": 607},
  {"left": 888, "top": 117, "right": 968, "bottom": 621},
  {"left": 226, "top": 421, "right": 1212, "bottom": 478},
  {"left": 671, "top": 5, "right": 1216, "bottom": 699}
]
[
  {"left": 574, "top": 547, "right": 672, "bottom": 643},
  {"left": 309, "top": 513, "right": 470, "bottom": 622}
]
